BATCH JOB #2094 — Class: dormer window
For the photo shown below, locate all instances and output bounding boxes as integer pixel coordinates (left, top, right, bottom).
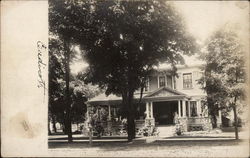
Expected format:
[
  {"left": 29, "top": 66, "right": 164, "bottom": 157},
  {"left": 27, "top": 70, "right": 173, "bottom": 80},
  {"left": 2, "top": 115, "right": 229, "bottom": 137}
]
[{"left": 158, "top": 76, "right": 166, "bottom": 88}]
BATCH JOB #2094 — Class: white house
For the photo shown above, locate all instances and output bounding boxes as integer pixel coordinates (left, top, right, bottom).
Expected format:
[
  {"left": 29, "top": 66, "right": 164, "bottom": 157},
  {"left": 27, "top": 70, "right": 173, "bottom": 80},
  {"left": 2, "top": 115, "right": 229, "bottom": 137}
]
[{"left": 86, "top": 64, "right": 221, "bottom": 135}]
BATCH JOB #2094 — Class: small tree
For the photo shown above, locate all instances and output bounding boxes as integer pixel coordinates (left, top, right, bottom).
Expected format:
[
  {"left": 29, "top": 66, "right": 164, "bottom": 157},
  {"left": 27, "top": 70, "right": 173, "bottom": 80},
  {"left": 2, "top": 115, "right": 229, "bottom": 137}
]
[
  {"left": 200, "top": 28, "right": 246, "bottom": 139},
  {"left": 70, "top": 79, "right": 101, "bottom": 128}
]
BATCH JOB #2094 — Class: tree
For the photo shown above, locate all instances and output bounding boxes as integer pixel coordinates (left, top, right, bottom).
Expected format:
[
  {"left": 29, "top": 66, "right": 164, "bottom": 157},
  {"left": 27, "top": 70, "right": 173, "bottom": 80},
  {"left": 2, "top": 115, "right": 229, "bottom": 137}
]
[
  {"left": 49, "top": 0, "right": 79, "bottom": 141},
  {"left": 49, "top": 0, "right": 197, "bottom": 142},
  {"left": 200, "top": 28, "right": 246, "bottom": 139},
  {"left": 70, "top": 79, "right": 101, "bottom": 126},
  {"left": 48, "top": 35, "right": 100, "bottom": 140},
  {"left": 49, "top": 37, "right": 66, "bottom": 134}
]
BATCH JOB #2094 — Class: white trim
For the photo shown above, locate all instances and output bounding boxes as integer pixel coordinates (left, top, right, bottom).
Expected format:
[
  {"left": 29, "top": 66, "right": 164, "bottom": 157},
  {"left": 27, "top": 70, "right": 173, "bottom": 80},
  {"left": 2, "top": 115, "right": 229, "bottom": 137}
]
[
  {"left": 178, "top": 100, "right": 181, "bottom": 117},
  {"left": 150, "top": 102, "right": 154, "bottom": 119},
  {"left": 165, "top": 75, "right": 167, "bottom": 87},
  {"left": 218, "top": 110, "right": 222, "bottom": 124},
  {"left": 157, "top": 75, "right": 160, "bottom": 88},
  {"left": 146, "top": 102, "right": 149, "bottom": 118},
  {"left": 188, "top": 101, "right": 191, "bottom": 117},
  {"left": 197, "top": 100, "right": 201, "bottom": 117},
  {"left": 172, "top": 75, "right": 176, "bottom": 90},
  {"left": 182, "top": 100, "right": 186, "bottom": 117}
]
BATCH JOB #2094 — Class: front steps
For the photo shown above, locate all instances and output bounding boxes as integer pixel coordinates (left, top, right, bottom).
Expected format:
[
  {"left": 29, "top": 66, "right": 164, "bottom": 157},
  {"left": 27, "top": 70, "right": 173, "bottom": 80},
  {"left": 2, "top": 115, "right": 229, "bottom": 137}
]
[{"left": 156, "top": 125, "right": 175, "bottom": 137}]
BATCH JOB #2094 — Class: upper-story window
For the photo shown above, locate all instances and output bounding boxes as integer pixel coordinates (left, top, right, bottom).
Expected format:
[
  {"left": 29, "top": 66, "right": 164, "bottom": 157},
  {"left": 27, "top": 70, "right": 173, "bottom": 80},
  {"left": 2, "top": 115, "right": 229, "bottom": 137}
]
[
  {"left": 183, "top": 73, "right": 192, "bottom": 89},
  {"left": 158, "top": 76, "right": 166, "bottom": 88},
  {"left": 166, "top": 75, "right": 172, "bottom": 88},
  {"left": 173, "top": 76, "right": 176, "bottom": 89},
  {"left": 144, "top": 78, "right": 149, "bottom": 92}
]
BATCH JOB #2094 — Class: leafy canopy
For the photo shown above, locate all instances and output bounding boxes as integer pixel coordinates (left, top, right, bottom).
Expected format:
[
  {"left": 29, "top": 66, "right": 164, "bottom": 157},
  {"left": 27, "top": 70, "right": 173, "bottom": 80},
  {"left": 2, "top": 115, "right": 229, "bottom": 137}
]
[
  {"left": 50, "top": 0, "right": 197, "bottom": 96},
  {"left": 200, "top": 28, "right": 246, "bottom": 112},
  {"left": 48, "top": 36, "right": 101, "bottom": 125}
]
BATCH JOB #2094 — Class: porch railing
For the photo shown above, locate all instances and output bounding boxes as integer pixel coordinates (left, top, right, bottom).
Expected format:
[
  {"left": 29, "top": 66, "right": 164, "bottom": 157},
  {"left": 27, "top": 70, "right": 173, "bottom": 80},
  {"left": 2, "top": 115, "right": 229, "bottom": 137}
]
[{"left": 177, "top": 116, "right": 212, "bottom": 131}]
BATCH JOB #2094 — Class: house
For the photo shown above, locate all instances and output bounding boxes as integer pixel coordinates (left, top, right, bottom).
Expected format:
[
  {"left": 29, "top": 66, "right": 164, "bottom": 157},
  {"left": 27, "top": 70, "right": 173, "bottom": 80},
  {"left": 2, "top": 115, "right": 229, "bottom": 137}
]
[{"left": 86, "top": 64, "right": 220, "bottom": 135}]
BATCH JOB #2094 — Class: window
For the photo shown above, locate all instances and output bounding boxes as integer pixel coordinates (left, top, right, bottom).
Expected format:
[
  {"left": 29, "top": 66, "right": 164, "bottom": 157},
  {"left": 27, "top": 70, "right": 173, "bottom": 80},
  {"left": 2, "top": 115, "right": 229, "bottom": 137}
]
[
  {"left": 166, "top": 75, "right": 172, "bottom": 88},
  {"left": 183, "top": 73, "right": 192, "bottom": 89},
  {"left": 190, "top": 101, "right": 197, "bottom": 117},
  {"left": 173, "top": 76, "right": 176, "bottom": 89},
  {"left": 158, "top": 76, "right": 166, "bottom": 88},
  {"left": 144, "top": 78, "right": 149, "bottom": 92}
]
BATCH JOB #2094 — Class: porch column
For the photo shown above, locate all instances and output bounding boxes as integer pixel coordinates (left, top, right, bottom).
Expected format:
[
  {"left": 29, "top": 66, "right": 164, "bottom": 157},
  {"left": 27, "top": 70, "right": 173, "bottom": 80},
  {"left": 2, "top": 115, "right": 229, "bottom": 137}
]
[
  {"left": 178, "top": 100, "right": 181, "bottom": 117},
  {"left": 108, "top": 105, "right": 111, "bottom": 120},
  {"left": 205, "top": 105, "right": 208, "bottom": 117},
  {"left": 146, "top": 102, "right": 149, "bottom": 118},
  {"left": 217, "top": 109, "right": 222, "bottom": 127},
  {"left": 86, "top": 108, "right": 90, "bottom": 123},
  {"left": 150, "top": 102, "right": 153, "bottom": 119},
  {"left": 197, "top": 100, "right": 201, "bottom": 117},
  {"left": 182, "top": 100, "right": 186, "bottom": 117},
  {"left": 188, "top": 101, "right": 191, "bottom": 117},
  {"left": 148, "top": 102, "right": 152, "bottom": 118}
]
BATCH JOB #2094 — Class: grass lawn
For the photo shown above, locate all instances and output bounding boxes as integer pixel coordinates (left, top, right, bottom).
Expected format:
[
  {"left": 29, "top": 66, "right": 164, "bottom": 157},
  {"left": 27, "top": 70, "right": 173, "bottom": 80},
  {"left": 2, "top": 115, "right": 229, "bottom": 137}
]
[{"left": 48, "top": 136, "right": 249, "bottom": 157}]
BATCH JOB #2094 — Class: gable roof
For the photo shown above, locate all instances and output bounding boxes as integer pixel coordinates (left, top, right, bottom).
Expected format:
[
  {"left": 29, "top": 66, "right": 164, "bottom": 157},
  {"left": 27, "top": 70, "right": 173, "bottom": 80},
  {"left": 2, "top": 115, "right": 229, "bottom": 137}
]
[{"left": 144, "top": 86, "right": 186, "bottom": 98}]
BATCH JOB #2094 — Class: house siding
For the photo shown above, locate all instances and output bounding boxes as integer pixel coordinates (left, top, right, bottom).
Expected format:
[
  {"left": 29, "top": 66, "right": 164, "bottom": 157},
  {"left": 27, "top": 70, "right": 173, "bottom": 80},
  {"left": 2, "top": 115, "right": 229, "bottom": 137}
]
[
  {"left": 149, "top": 76, "right": 158, "bottom": 91},
  {"left": 175, "top": 66, "right": 205, "bottom": 97},
  {"left": 135, "top": 65, "right": 206, "bottom": 97}
]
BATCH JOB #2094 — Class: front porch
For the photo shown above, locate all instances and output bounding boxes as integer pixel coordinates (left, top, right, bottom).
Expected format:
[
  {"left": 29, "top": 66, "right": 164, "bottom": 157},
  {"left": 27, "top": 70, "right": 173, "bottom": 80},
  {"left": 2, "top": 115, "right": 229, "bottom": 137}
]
[
  {"left": 144, "top": 100, "right": 212, "bottom": 132},
  {"left": 143, "top": 87, "right": 213, "bottom": 132},
  {"left": 86, "top": 87, "right": 213, "bottom": 137}
]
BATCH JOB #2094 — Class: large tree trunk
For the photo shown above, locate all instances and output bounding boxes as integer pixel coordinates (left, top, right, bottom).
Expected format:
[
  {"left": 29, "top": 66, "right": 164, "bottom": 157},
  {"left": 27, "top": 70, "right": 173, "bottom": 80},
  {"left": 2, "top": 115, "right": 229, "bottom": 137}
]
[
  {"left": 126, "top": 90, "right": 136, "bottom": 142},
  {"left": 233, "top": 105, "right": 239, "bottom": 140},
  {"left": 64, "top": 40, "right": 73, "bottom": 142},
  {"left": 208, "top": 99, "right": 218, "bottom": 128},
  {"left": 127, "top": 112, "right": 135, "bottom": 141}
]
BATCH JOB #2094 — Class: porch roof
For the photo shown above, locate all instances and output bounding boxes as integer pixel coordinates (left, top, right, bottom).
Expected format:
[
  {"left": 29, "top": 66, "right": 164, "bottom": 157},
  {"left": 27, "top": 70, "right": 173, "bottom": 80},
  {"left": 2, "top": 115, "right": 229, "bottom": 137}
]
[
  {"left": 87, "top": 87, "right": 189, "bottom": 106},
  {"left": 86, "top": 93, "right": 147, "bottom": 106}
]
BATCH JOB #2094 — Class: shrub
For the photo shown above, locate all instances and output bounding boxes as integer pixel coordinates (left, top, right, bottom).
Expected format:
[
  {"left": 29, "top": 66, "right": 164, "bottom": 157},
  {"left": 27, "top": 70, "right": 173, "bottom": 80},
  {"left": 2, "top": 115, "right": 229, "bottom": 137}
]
[
  {"left": 141, "top": 126, "right": 159, "bottom": 137},
  {"left": 175, "top": 124, "right": 183, "bottom": 136}
]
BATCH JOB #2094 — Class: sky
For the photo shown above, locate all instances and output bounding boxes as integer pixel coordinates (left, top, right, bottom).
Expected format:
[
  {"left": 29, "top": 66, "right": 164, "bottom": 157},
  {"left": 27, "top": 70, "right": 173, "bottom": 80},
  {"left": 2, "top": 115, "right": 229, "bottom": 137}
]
[
  {"left": 173, "top": 1, "right": 249, "bottom": 42},
  {"left": 70, "top": 1, "right": 249, "bottom": 74}
]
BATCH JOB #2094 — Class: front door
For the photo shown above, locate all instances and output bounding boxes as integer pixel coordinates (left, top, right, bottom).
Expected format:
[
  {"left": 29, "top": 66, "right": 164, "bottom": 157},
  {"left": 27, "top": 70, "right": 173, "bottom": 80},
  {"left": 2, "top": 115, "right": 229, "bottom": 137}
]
[{"left": 153, "top": 101, "right": 178, "bottom": 125}]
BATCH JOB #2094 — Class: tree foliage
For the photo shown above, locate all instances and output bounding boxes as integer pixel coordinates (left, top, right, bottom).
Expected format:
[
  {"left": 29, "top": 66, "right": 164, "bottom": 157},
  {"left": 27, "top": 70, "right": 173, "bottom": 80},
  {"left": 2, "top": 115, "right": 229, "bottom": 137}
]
[
  {"left": 48, "top": 36, "right": 101, "bottom": 135},
  {"left": 49, "top": 0, "right": 197, "bottom": 141},
  {"left": 200, "top": 28, "right": 246, "bottom": 138}
]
